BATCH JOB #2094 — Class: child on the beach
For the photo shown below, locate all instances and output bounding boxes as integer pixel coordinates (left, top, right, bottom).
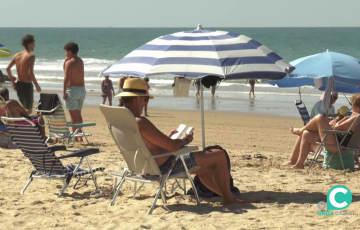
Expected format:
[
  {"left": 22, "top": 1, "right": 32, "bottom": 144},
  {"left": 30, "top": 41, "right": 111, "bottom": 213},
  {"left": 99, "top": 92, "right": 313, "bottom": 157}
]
[{"left": 101, "top": 75, "right": 115, "bottom": 106}]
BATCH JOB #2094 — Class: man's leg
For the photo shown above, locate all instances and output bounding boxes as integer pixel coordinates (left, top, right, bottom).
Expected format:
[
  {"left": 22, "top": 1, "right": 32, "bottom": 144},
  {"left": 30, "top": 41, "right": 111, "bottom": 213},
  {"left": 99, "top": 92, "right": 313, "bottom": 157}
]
[
  {"left": 193, "top": 149, "right": 253, "bottom": 204},
  {"left": 211, "top": 86, "right": 215, "bottom": 98},
  {"left": 102, "top": 96, "right": 106, "bottom": 105},
  {"left": 195, "top": 84, "right": 200, "bottom": 97},
  {"left": 108, "top": 94, "right": 112, "bottom": 106},
  {"left": 293, "top": 130, "right": 321, "bottom": 169}
]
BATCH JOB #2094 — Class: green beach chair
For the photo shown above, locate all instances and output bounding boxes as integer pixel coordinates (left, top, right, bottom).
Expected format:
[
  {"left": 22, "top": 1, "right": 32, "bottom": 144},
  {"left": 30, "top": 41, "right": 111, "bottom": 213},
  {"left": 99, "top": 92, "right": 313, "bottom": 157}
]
[{"left": 35, "top": 94, "right": 96, "bottom": 144}]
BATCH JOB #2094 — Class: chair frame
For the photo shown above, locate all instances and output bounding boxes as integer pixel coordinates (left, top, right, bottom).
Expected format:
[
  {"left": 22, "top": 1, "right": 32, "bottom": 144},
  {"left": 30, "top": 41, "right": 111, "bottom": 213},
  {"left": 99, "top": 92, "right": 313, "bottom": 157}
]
[
  {"left": 310, "top": 115, "right": 360, "bottom": 169},
  {"left": 100, "top": 105, "right": 200, "bottom": 215},
  {"left": 1, "top": 116, "right": 102, "bottom": 197},
  {"left": 35, "top": 95, "right": 94, "bottom": 144}
]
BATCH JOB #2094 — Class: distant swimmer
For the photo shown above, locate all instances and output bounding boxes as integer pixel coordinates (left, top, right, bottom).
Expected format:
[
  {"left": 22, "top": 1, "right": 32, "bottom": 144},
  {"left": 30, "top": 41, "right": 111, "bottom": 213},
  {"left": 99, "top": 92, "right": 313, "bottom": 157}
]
[{"left": 6, "top": 34, "right": 41, "bottom": 114}]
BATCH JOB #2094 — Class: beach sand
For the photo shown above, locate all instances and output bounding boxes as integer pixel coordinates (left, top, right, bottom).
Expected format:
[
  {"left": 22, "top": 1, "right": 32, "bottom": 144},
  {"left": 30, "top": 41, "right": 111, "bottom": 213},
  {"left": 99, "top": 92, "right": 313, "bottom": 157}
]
[{"left": 0, "top": 105, "right": 359, "bottom": 229}]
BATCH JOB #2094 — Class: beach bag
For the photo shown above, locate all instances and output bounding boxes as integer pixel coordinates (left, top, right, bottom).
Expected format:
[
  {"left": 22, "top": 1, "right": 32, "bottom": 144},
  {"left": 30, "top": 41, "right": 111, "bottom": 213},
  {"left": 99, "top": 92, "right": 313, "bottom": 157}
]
[
  {"left": 38, "top": 93, "right": 60, "bottom": 115},
  {"left": 187, "top": 145, "right": 240, "bottom": 197},
  {"left": 201, "top": 76, "right": 222, "bottom": 89}
]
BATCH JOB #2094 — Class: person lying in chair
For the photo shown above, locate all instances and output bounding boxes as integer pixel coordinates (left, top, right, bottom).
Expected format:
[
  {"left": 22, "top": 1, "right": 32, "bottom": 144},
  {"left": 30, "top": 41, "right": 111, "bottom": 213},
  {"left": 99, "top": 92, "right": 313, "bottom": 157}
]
[
  {"left": 0, "top": 87, "right": 46, "bottom": 138},
  {"left": 283, "top": 93, "right": 360, "bottom": 169},
  {"left": 117, "top": 78, "right": 257, "bottom": 205}
]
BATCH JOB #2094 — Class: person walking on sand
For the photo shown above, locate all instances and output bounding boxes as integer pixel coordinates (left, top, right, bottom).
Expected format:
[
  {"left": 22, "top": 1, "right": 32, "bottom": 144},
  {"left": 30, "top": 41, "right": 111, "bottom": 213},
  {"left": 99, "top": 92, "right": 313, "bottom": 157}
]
[
  {"left": 101, "top": 75, "right": 115, "bottom": 106},
  {"left": 193, "top": 78, "right": 217, "bottom": 98},
  {"left": 117, "top": 76, "right": 127, "bottom": 106},
  {"left": 144, "top": 77, "right": 150, "bottom": 116},
  {"left": 6, "top": 34, "right": 41, "bottom": 114},
  {"left": 63, "top": 42, "right": 86, "bottom": 142},
  {"left": 246, "top": 79, "right": 258, "bottom": 98}
]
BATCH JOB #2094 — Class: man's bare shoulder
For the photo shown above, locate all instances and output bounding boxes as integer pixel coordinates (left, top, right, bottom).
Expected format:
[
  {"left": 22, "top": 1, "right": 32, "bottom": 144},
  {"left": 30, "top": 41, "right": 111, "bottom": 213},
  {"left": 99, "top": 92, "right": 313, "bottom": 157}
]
[
  {"left": 7, "top": 99, "right": 21, "bottom": 107},
  {"left": 136, "top": 116, "right": 154, "bottom": 129}
]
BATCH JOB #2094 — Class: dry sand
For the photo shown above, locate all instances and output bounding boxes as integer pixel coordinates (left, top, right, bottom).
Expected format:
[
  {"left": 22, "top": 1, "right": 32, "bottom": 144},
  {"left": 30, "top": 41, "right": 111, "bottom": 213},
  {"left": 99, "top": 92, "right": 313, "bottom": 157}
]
[{"left": 0, "top": 105, "right": 359, "bottom": 229}]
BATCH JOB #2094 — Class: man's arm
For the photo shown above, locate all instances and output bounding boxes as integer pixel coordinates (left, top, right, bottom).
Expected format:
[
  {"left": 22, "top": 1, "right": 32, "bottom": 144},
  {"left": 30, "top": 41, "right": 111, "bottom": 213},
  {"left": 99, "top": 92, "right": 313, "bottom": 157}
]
[
  {"left": 6, "top": 56, "right": 16, "bottom": 89},
  {"left": 28, "top": 55, "right": 41, "bottom": 92},
  {"left": 137, "top": 117, "right": 192, "bottom": 152},
  {"left": 63, "top": 60, "right": 72, "bottom": 100}
]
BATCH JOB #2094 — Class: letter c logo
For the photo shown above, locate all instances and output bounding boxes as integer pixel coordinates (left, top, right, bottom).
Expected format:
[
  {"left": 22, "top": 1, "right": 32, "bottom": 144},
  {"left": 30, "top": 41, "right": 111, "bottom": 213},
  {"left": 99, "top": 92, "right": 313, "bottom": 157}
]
[{"left": 329, "top": 188, "right": 348, "bottom": 208}]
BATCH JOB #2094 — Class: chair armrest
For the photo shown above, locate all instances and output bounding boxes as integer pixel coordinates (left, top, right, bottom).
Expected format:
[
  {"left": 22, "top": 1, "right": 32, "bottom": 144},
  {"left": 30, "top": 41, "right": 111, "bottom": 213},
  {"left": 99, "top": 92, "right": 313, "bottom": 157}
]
[
  {"left": 58, "top": 148, "right": 100, "bottom": 159},
  {"left": 152, "top": 145, "right": 199, "bottom": 159},
  {"left": 49, "top": 145, "right": 67, "bottom": 152},
  {"left": 67, "top": 122, "right": 96, "bottom": 128},
  {"left": 323, "top": 130, "right": 347, "bottom": 134}
]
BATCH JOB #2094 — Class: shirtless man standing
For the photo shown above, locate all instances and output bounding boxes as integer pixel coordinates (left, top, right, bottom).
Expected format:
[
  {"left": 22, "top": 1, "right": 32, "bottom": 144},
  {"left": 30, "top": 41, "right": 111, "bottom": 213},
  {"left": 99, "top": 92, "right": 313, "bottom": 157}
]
[
  {"left": 6, "top": 34, "right": 41, "bottom": 114},
  {"left": 63, "top": 42, "right": 86, "bottom": 142}
]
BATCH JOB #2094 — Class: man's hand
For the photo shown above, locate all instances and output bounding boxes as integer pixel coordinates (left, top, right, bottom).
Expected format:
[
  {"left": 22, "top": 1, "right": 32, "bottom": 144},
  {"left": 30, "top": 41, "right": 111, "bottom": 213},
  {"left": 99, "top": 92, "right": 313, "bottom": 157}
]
[
  {"left": 167, "top": 129, "right": 178, "bottom": 137},
  {"left": 113, "top": 91, "right": 115, "bottom": 96},
  {"left": 35, "top": 85, "right": 41, "bottom": 92},
  {"left": 12, "top": 82, "right": 17, "bottom": 91},
  {"left": 63, "top": 94, "right": 68, "bottom": 101},
  {"left": 183, "top": 132, "right": 194, "bottom": 144}
]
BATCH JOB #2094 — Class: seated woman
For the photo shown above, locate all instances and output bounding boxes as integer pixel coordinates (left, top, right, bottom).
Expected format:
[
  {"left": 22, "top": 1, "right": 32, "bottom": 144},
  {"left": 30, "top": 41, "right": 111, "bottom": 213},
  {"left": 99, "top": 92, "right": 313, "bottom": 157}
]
[
  {"left": 0, "top": 87, "right": 46, "bottom": 139},
  {"left": 283, "top": 94, "right": 360, "bottom": 169}
]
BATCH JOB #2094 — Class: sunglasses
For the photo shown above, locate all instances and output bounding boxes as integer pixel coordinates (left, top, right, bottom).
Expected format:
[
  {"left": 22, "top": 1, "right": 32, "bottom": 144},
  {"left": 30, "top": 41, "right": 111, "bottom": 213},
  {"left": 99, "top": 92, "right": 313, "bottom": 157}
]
[{"left": 332, "top": 95, "right": 338, "bottom": 100}]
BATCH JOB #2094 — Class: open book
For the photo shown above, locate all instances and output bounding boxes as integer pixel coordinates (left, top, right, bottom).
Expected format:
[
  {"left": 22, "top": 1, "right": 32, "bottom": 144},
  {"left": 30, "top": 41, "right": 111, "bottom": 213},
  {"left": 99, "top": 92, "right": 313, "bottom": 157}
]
[{"left": 170, "top": 124, "right": 194, "bottom": 139}]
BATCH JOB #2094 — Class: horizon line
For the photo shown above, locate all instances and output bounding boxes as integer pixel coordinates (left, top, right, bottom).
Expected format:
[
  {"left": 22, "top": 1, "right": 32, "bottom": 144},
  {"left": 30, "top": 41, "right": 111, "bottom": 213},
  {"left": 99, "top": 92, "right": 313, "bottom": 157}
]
[{"left": 1, "top": 26, "right": 360, "bottom": 29}]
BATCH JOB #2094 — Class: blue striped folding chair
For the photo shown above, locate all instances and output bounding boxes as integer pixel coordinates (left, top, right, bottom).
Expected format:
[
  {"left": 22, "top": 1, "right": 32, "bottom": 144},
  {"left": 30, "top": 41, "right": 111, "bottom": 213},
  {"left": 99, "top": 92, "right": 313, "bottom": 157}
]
[
  {"left": 295, "top": 100, "right": 310, "bottom": 125},
  {"left": 1, "top": 116, "right": 105, "bottom": 197}
]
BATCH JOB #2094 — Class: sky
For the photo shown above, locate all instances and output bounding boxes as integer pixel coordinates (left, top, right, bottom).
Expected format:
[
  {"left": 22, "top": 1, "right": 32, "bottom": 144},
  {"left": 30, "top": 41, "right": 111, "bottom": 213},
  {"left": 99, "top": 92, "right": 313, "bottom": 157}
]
[{"left": 1, "top": 0, "right": 359, "bottom": 27}]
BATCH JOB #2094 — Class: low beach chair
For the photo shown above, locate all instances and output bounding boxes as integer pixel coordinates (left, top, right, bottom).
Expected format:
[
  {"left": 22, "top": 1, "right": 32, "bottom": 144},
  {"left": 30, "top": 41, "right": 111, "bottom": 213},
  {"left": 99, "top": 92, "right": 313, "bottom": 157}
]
[
  {"left": 35, "top": 93, "right": 96, "bottom": 144},
  {"left": 1, "top": 116, "right": 105, "bottom": 197},
  {"left": 310, "top": 114, "right": 360, "bottom": 169},
  {"left": 295, "top": 100, "right": 310, "bottom": 125},
  {"left": 100, "top": 105, "right": 200, "bottom": 215}
]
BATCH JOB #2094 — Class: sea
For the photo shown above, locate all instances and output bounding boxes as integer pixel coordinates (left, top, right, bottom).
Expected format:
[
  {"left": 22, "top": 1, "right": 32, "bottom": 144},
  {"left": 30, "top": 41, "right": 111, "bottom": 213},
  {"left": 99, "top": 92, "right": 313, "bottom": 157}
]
[{"left": 0, "top": 28, "right": 358, "bottom": 116}]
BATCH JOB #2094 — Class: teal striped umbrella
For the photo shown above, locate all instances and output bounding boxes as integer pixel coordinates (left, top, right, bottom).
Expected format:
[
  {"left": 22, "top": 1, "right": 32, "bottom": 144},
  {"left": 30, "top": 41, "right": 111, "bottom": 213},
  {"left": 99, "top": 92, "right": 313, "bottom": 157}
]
[{"left": 0, "top": 43, "right": 11, "bottom": 58}]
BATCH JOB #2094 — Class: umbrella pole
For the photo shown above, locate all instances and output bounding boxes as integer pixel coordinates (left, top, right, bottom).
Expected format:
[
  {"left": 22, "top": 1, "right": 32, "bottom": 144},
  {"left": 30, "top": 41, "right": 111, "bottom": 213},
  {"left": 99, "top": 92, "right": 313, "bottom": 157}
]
[{"left": 200, "top": 84, "right": 205, "bottom": 149}]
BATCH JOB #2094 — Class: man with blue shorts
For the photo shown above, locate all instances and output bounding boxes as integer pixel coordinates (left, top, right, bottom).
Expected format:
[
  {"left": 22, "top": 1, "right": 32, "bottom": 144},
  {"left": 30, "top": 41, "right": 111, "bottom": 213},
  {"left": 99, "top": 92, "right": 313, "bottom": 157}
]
[{"left": 63, "top": 42, "right": 86, "bottom": 142}]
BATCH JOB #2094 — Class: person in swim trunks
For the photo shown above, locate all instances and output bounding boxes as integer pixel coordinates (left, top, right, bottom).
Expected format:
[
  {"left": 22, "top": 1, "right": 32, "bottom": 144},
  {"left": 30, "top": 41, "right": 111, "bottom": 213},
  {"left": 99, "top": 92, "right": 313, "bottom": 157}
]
[
  {"left": 63, "top": 42, "right": 86, "bottom": 142},
  {"left": 101, "top": 75, "right": 115, "bottom": 106},
  {"left": 283, "top": 93, "right": 360, "bottom": 169},
  {"left": 119, "top": 78, "right": 258, "bottom": 205},
  {"left": 193, "top": 78, "right": 217, "bottom": 98},
  {"left": 6, "top": 34, "right": 41, "bottom": 114},
  {"left": 0, "top": 87, "right": 46, "bottom": 138}
]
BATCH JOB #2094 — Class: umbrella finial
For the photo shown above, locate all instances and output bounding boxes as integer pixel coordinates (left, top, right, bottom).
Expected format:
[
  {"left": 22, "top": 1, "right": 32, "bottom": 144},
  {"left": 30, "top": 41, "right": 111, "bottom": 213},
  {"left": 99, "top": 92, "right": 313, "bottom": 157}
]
[
  {"left": 197, "top": 24, "right": 203, "bottom": 30},
  {"left": 326, "top": 49, "right": 329, "bottom": 52}
]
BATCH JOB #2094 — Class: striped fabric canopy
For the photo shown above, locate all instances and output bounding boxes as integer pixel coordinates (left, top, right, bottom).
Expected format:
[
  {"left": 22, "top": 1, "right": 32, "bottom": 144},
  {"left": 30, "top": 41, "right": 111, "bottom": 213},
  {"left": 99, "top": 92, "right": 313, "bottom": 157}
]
[
  {"left": 0, "top": 43, "right": 11, "bottom": 58},
  {"left": 102, "top": 25, "right": 294, "bottom": 80}
]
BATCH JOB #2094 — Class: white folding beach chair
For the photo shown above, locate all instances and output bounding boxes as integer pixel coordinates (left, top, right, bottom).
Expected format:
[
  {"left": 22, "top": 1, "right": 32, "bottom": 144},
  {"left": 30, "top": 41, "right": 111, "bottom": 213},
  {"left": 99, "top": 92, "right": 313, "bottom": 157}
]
[
  {"left": 100, "top": 105, "right": 200, "bottom": 215},
  {"left": 310, "top": 115, "right": 360, "bottom": 169},
  {"left": 1, "top": 116, "right": 105, "bottom": 197},
  {"left": 35, "top": 94, "right": 96, "bottom": 144}
]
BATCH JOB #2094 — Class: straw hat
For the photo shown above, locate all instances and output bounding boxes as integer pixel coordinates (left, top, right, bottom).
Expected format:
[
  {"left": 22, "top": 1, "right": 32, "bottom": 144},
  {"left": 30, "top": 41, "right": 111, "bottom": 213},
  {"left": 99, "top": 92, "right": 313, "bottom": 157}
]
[
  {"left": 338, "top": 106, "right": 350, "bottom": 116},
  {"left": 115, "top": 78, "right": 154, "bottom": 99}
]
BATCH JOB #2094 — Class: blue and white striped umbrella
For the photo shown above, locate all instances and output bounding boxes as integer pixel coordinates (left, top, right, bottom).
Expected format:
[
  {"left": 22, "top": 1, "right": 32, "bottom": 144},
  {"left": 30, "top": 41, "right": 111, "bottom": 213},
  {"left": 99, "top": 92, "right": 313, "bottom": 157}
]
[{"left": 102, "top": 25, "right": 294, "bottom": 80}]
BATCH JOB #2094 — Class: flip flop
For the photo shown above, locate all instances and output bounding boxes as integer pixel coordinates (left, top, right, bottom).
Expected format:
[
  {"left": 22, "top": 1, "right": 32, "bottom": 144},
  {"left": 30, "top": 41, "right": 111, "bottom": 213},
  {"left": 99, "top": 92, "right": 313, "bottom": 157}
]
[
  {"left": 242, "top": 154, "right": 251, "bottom": 160},
  {"left": 254, "top": 154, "right": 267, "bottom": 159}
]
